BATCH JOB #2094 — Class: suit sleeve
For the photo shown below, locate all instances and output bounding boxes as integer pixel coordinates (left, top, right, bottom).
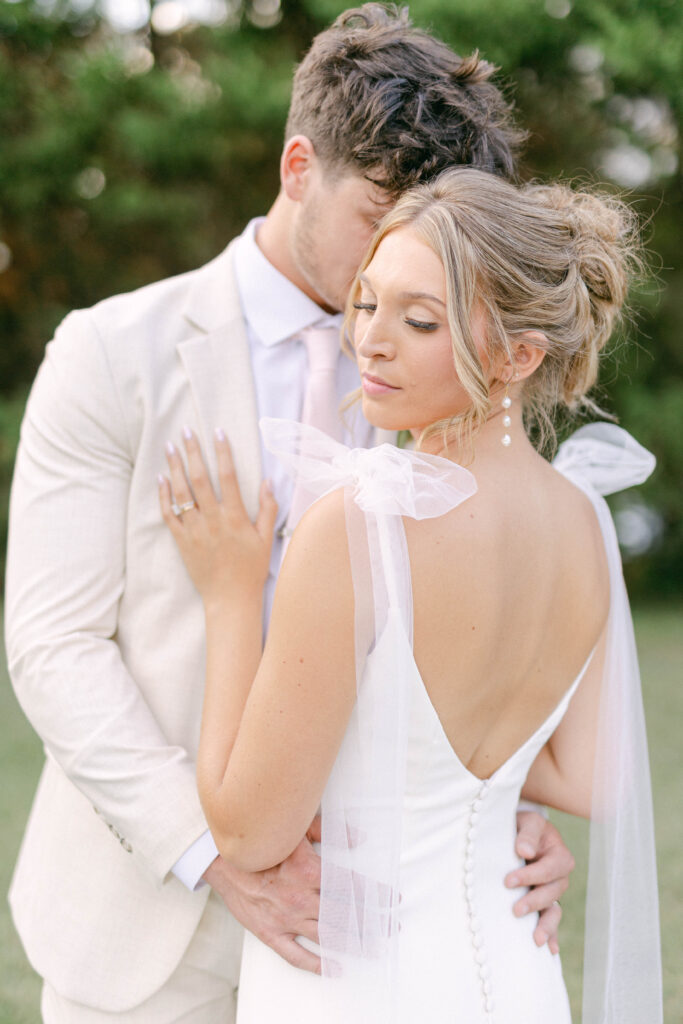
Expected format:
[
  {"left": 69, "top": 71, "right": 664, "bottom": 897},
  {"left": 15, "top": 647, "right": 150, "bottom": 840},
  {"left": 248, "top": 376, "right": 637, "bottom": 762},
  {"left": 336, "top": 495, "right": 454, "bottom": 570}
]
[{"left": 4, "top": 310, "right": 209, "bottom": 884}]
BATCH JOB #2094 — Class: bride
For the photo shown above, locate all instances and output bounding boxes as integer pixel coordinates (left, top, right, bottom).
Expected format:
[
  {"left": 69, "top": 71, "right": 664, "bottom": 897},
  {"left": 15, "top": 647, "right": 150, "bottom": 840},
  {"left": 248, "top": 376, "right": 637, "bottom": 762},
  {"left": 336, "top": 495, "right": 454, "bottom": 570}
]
[{"left": 159, "top": 168, "right": 661, "bottom": 1023}]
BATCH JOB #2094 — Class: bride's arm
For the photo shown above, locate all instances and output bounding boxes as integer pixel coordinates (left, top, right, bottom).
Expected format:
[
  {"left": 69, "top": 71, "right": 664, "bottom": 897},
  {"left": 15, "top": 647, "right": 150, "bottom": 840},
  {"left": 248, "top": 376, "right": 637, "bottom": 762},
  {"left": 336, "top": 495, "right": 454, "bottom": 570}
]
[
  {"left": 521, "top": 625, "right": 608, "bottom": 818},
  {"left": 160, "top": 431, "right": 357, "bottom": 873},
  {"left": 202, "top": 492, "right": 356, "bottom": 872}
]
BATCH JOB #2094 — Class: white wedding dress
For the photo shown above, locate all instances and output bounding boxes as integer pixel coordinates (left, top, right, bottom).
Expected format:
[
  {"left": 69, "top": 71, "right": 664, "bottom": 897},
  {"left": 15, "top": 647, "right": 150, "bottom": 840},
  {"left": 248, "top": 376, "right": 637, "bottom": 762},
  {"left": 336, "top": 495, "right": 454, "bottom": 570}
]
[
  {"left": 238, "top": 630, "right": 581, "bottom": 1022},
  {"left": 236, "top": 420, "right": 661, "bottom": 1024}
]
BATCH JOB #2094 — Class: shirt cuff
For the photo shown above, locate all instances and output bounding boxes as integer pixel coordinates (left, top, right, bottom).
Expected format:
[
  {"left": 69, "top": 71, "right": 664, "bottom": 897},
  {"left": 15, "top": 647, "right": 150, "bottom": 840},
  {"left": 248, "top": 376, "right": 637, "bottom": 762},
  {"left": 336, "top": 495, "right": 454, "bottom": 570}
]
[
  {"left": 171, "top": 830, "right": 220, "bottom": 891},
  {"left": 517, "top": 800, "right": 548, "bottom": 818}
]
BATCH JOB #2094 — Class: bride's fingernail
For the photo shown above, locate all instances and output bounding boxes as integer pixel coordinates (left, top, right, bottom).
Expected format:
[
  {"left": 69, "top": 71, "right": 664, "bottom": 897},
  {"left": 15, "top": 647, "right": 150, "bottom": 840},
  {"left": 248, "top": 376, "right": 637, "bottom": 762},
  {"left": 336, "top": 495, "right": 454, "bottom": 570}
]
[
  {"left": 506, "top": 874, "right": 519, "bottom": 888},
  {"left": 514, "top": 900, "right": 528, "bottom": 917},
  {"left": 165, "top": 441, "right": 175, "bottom": 456},
  {"left": 183, "top": 425, "right": 193, "bottom": 441},
  {"left": 157, "top": 474, "right": 165, "bottom": 487},
  {"left": 215, "top": 427, "right": 226, "bottom": 441}
]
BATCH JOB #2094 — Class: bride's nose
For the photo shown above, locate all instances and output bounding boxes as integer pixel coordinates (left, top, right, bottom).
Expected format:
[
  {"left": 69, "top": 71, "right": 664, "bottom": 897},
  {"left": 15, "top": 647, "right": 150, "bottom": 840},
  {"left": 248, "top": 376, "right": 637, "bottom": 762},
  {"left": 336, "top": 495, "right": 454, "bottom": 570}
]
[{"left": 354, "top": 314, "right": 396, "bottom": 361}]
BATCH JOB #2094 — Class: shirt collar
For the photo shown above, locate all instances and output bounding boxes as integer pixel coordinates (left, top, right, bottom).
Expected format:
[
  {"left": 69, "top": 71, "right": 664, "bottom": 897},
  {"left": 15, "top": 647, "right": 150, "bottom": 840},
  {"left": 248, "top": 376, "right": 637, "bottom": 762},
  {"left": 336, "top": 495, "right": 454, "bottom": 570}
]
[{"left": 233, "top": 218, "right": 341, "bottom": 347}]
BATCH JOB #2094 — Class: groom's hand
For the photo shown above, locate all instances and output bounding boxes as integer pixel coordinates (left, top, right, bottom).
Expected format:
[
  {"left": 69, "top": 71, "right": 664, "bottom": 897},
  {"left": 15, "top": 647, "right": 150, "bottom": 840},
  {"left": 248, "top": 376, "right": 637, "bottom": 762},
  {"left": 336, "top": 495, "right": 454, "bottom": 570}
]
[
  {"left": 203, "top": 822, "right": 322, "bottom": 975},
  {"left": 504, "top": 811, "right": 575, "bottom": 955}
]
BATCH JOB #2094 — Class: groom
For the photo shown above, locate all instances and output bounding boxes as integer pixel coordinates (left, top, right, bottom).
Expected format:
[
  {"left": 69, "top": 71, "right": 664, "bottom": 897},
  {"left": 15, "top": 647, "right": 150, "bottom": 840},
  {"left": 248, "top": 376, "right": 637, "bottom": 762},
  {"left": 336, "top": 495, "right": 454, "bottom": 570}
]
[{"left": 6, "top": 5, "right": 573, "bottom": 1022}]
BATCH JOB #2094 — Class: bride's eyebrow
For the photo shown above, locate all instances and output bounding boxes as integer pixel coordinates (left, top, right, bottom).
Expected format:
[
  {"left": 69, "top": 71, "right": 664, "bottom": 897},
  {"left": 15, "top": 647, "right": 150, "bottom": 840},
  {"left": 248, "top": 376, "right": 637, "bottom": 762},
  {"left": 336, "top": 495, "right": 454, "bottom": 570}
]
[
  {"left": 398, "top": 290, "right": 446, "bottom": 307},
  {"left": 358, "top": 274, "right": 445, "bottom": 309}
]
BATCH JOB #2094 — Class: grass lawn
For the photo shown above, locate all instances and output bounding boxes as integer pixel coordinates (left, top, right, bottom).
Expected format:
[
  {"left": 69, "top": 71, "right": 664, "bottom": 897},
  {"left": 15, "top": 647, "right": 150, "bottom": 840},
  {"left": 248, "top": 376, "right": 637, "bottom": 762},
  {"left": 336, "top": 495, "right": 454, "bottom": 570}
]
[
  {"left": 550, "top": 604, "right": 683, "bottom": 1022},
  {"left": 1, "top": 605, "right": 681, "bottom": 1022}
]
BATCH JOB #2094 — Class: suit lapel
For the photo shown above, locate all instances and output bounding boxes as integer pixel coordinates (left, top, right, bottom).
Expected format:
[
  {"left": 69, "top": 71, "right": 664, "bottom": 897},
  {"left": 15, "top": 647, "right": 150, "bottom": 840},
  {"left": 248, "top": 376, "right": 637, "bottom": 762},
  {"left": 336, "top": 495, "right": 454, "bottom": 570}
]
[
  {"left": 176, "top": 238, "right": 396, "bottom": 520},
  {"left": 178, "top": 242, "right": 262, "bottom": 520}
]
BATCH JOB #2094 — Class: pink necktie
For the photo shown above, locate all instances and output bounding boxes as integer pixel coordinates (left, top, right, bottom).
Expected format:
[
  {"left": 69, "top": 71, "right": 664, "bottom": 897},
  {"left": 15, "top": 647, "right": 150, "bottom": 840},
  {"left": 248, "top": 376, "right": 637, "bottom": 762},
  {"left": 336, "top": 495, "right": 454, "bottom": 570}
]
[
  {"left": 300, "top": 325, "right": 343, "bottom": 442},
  {"left": 282, "top": 325, "right": 342, "bottom": 548}
]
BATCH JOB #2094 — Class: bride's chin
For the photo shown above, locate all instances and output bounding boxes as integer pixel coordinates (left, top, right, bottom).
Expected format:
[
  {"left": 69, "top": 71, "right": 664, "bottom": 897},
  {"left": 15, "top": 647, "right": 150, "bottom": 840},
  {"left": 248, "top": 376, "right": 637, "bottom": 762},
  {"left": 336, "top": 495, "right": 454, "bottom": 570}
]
[
  {"left": 360, "top": 399, "right": 405, "bottom": 433},
  {"left": 360, "top": 400, "right": 431, "bottom": 438},
  {"left": 363, "top": 412, "right": 407, "bottom": 432}
]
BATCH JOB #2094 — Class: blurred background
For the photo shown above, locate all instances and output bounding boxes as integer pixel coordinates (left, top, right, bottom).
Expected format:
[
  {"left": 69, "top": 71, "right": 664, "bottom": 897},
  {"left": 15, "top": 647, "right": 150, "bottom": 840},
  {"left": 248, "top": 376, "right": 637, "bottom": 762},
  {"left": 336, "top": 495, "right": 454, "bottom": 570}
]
[
  {"left": 0, "top": 0, "right": 682, "bottom": 598},
  {"left": 0, "top": 1, "right": 681, "bottom": 1021}
]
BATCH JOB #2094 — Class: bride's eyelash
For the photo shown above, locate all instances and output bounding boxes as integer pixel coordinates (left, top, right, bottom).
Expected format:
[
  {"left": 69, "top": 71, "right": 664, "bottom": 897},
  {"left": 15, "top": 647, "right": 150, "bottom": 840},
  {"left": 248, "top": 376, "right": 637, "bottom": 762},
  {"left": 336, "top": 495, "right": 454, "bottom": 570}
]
[
  {"left": 405, "top": 318, "right": 438, "bottom": 332},
  {"left": 353, "top": 303, "right": 438, "bottom": 332}
]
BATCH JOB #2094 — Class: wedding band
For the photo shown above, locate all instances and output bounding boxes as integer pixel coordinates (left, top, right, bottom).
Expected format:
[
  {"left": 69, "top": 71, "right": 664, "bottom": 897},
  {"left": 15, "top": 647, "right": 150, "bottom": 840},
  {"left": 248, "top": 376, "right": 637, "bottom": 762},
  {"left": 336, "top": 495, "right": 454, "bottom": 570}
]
[
  {"left": 172, "top": 500, "right": 197, "bottom": 517},
  {"left": 553, "top": 900, "right": 561, "bottom": 908}
]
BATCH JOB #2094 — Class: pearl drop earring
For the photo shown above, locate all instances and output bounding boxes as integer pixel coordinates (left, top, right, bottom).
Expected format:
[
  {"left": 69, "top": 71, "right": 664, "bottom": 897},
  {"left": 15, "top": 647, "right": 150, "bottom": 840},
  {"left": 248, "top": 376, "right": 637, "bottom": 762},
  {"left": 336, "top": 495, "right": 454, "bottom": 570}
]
[{"left": 501, "top": 380, "right": 512, "bottom": 447}]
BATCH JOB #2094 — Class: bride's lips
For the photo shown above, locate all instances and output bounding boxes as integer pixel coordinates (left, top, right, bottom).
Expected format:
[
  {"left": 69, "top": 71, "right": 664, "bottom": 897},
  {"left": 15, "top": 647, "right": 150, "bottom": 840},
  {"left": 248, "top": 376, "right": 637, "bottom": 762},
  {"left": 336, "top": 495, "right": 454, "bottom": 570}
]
[{"left": 361, "top": 372, "right": 401, "bottom": 396}]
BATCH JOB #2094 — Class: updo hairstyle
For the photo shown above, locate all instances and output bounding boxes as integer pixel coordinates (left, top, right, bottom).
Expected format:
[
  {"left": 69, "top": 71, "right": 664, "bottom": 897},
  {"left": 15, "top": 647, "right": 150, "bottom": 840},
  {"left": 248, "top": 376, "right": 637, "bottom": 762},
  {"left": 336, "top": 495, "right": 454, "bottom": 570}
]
[{"left": 347, "top": 167, "right": 642, "bottom": 452}]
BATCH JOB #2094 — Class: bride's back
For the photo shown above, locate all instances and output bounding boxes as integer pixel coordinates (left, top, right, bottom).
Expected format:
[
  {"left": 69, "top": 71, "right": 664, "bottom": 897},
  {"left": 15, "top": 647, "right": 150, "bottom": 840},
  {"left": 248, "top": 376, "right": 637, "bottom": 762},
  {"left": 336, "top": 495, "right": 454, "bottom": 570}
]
[
  {"left": 407, "top": 444, "right": 609, "bottom": 780},
  {"left": 347, "top": 170, "right": 634, "bottom": 783}
]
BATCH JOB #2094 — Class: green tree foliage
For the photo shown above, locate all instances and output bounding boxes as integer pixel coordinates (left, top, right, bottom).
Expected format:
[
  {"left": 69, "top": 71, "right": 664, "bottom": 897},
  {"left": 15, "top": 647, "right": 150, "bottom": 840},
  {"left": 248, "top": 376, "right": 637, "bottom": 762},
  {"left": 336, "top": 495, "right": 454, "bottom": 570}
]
[{"left": 0, "top": 0, "right": 681, "bottom": 595}]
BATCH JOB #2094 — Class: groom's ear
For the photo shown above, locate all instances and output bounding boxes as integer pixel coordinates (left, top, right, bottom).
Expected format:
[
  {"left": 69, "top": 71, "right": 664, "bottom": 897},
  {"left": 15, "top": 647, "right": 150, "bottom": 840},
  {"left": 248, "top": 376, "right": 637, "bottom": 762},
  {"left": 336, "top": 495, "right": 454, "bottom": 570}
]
[{"left": 280, "top": 135, "right": 316, "bottom": 201}]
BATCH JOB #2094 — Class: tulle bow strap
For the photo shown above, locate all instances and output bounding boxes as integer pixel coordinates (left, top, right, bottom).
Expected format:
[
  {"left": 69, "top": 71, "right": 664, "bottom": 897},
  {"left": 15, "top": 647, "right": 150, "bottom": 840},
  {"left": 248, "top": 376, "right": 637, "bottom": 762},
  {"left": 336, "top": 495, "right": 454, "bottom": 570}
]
[
  {"left": 259, "top": 417, "right": 477, "bottom": 519},
  {"left": 554, "top": 423, "right": 662, "bottom": 1024},
  {"left": 261, "top": 417, "right": 477, "bottom": 1022},
  {"left": 553, "top": 422, "right": 656, "bottom": 496}
]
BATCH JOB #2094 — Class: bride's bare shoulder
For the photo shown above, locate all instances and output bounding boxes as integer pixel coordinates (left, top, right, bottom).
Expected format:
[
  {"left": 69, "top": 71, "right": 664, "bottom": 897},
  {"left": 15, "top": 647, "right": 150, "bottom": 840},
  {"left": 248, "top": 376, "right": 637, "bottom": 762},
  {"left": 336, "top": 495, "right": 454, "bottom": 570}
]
[
  {"left": 276, "top": 488, "right": 353, "bottom": 608},
  {"left": 406, "top": 449, "right": 608, "bottom": 608}
]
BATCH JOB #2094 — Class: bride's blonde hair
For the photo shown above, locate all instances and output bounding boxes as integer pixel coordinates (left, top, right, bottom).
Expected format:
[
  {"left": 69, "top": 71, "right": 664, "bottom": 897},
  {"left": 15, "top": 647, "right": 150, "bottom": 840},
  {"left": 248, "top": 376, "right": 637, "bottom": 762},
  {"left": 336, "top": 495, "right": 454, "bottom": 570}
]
[{"left": 345, "top": 167, "right": 642, "bottom": 453}]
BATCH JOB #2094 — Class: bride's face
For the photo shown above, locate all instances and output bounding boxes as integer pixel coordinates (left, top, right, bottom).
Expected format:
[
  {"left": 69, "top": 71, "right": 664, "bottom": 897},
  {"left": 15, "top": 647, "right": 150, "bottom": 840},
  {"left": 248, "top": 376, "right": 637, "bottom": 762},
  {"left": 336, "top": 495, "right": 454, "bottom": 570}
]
[{"left": 353, "top": 227, "right": 486, "bottom": 436}]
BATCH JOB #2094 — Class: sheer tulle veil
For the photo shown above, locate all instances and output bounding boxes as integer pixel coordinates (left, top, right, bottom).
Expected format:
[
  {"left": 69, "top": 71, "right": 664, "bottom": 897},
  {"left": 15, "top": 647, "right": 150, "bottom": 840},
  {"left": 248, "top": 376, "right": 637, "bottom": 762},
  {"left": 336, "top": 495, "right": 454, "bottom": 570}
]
[
  {"left": 553, "top": 423, "right": 661, "bottom": 1024},
  {"left": 261, "top": 417, "right": 662, "bottom": 1024}
]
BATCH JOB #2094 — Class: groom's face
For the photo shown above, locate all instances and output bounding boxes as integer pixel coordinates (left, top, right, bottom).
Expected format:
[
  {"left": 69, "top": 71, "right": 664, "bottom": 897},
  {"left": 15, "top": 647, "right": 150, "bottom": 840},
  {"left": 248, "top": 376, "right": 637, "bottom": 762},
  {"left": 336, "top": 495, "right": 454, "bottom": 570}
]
[{"left": 291, "top": 161, "right": 394, "bottom": 313}]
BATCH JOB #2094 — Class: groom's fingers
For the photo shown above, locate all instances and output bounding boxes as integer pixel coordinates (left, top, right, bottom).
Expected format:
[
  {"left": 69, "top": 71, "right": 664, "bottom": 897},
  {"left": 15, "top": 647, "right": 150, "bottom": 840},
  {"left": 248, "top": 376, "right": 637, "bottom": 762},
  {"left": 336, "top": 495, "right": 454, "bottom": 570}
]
[
  {"left": 272, "top": 936, "right": 321, "bottom": 975},
  {"left": 534, "top": 901, "right": 562, "bottom": 954},
  {"left": 508, "top": 812, "right": 575, "bottom": 888},
  {"left": 295, "top": 918, "right": 321, "bottom": 946},
  {"left": 513, "top": 808, "right": 550, "bottom": 861},
  {"left": 505, "top": 811, "right": 572, "bottom": 952},
  {"left": 506, "top": 855, "right": 573, "bottom": 891},
  {"left": 511, "top": 880, "right": 565, "bottom": 952},
  {"left": 511, "top": 878, "right": 567, "bottom": 918}
]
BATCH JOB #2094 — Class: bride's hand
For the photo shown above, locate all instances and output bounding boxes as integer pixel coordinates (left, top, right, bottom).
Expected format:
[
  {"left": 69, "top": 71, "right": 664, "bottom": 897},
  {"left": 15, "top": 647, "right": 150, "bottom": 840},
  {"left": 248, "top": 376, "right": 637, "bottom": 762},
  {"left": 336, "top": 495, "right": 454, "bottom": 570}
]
[{"left": 158, "top": 427, "right": 278, "bottom": 608}]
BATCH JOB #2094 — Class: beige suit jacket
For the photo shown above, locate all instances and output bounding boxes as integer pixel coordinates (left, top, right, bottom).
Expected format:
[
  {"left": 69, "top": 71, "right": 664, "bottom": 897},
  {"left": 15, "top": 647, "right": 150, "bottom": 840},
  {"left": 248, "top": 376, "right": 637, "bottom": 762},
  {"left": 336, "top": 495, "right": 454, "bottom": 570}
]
[{"left": 5, "top": 240, "right": 260, "bottom": 1011}]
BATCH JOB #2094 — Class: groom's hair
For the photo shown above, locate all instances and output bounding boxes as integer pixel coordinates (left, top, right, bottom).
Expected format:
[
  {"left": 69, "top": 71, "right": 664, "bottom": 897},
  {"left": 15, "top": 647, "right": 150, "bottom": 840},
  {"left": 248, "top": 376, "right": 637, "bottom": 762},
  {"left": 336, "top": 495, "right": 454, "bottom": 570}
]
[{"left": 285, "top": 3, "right": 525, "bottom": 196}]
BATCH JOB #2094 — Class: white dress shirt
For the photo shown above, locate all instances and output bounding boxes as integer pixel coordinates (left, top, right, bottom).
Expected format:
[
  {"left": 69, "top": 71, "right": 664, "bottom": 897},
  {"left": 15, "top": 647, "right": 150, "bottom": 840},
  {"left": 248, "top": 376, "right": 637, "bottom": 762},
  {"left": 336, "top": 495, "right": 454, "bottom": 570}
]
[{"left": 172, "top": 219, "right": 373, "bottom": 889}]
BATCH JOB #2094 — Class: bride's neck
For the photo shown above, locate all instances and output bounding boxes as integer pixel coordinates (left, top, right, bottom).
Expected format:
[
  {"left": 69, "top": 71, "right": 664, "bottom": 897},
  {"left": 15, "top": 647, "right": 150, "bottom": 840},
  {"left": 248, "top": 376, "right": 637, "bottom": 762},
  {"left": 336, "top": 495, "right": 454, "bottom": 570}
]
[{"left": 415, "top": 406, "right": 537, "bottom": 467}]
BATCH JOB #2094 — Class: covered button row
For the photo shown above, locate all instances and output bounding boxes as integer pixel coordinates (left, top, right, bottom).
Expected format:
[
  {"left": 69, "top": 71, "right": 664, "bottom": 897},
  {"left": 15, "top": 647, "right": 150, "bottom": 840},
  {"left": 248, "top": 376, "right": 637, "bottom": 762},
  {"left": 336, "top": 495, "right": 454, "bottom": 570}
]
[{"left": 464, "top": 779, "right": 494, "bottom": 1019}]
